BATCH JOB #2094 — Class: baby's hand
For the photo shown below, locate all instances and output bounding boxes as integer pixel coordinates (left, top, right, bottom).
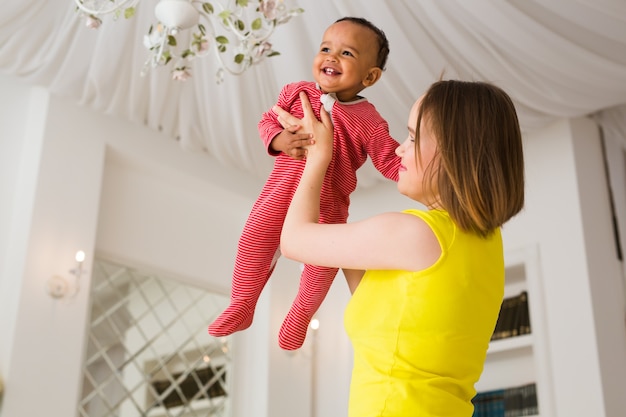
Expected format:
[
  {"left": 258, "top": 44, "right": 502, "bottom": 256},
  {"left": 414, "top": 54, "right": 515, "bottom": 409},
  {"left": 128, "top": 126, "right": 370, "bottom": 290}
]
[{"left": 269, "top": 127, "right": 313, "bottom": 160}]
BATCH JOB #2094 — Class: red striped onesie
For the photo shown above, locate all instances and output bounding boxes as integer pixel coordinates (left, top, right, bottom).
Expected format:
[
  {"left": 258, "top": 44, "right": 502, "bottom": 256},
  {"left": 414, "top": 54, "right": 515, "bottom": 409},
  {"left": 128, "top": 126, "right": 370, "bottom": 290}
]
[{"left": 209, "top": 81, "right": 400, "bottom": 350}]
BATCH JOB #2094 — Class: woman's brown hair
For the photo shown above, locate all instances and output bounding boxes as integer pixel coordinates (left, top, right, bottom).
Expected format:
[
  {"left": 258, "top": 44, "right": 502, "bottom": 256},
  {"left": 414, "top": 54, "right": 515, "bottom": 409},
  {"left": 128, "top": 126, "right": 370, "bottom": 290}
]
[{"left": 417, "top": 80, "right": 525, "bottom": 237}]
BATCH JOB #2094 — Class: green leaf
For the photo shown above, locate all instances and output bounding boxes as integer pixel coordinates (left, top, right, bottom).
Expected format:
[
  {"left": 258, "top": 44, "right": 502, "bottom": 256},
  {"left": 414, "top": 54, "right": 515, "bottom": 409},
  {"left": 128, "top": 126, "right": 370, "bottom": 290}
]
[
  {"left": 167, "top": 35, "right": 177, "bottom": 46},
  {"left": 218, "top": 44, "right": 227, "bottom": 53},
  {"left": 251, "top": 18, "right": 262, "bottom": 31},
  {"left": 234, "top": 54, "right": 244, "bottom": 64},
  {"left": 218, "top": 10, "right": 231, "bottom": 20},
  {"left": 181, "top": 49, "right": 194, "bottom": 58},
  {"left": 235, "top": 0, "right": 248, "bottom": 7},
  {"left": 267, "top": 51, "right": 280, "bottom": 57},
  {"left": 163, "top": 51, "right": 172, "bottom": 64},
  {"left": 124, "top": 7, "right": 135, "bottom": 19},
  {"left": 236, "top": 19, "right": 245, "bottom": 31},
  {"left": 198, "top": 23, "right": 206, "bottom": 35},
  {"left": 215, "top": 35, "right": 229, "bottom": 44},
  {"left": 202, "top": 3, "right": 214, "bottom": 14}
]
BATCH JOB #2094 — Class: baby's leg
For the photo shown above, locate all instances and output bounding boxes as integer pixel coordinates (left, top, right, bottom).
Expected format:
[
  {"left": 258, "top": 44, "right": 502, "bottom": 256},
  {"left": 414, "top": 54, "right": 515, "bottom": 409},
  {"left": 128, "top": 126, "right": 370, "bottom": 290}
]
[
  {"left": 278, "top": 264, "right": 339, "bottom": 350},
  {"left": 208, "top": 208, "right": 282, "bottom": 336}
]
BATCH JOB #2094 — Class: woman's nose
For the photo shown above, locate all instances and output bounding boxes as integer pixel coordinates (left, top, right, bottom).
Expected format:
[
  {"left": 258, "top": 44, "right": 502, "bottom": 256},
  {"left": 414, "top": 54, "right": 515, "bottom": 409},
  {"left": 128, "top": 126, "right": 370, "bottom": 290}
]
[{"left": 395, "top": 139, "right": 407, "bottom": 156}]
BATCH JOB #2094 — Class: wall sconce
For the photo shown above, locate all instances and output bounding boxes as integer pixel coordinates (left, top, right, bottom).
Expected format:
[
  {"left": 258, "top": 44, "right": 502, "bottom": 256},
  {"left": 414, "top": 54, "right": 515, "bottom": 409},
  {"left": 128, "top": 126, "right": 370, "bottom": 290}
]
[{"left": 46, "top": 250, "right": 86, "bottom": 299}]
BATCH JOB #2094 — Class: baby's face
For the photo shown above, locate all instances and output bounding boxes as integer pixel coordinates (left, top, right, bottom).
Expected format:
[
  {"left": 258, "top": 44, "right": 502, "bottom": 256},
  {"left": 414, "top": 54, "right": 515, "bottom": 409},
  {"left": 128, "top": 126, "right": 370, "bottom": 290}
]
[{"left": 312, "top": 20, "right": 380, "bottom": 102}]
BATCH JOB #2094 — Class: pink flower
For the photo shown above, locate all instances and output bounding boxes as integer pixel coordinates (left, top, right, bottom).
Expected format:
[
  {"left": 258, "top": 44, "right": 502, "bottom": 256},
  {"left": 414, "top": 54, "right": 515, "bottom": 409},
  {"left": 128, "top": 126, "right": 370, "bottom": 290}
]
[
  {"left": 259, "top": 0, "right": 278, "bottom": 20},
  {"left": 172, "top": 68, "right": 192, "bottom": 81},
  {"left": 85, "top": 15, "right": 102, "bottom": 29},
  {"left": 196, "top": 39, "right": 210, "bottom": 56},
  {"left": 255, "top": 41, "right": 273, "bottom": 58}
]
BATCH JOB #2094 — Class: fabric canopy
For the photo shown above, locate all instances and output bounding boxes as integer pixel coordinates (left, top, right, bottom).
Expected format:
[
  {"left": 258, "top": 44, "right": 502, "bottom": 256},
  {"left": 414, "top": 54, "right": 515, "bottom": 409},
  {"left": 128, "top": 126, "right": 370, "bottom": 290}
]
[{"left": 1, "top": 0, "right": 625, "bottom": 186}]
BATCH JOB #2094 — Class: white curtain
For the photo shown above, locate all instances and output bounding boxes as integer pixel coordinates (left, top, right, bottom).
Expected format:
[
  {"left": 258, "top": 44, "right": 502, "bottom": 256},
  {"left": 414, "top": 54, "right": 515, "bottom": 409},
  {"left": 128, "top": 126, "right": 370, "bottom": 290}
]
[{"left": 1, "top": 0, "right": 625, "bottom": 186}]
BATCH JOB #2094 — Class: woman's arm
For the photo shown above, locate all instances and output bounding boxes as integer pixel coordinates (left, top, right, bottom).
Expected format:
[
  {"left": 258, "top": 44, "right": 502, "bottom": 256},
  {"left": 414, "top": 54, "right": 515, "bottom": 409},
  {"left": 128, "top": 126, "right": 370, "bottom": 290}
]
[{"left": 278, "top": 93, "right": 441, "bottom": 273}]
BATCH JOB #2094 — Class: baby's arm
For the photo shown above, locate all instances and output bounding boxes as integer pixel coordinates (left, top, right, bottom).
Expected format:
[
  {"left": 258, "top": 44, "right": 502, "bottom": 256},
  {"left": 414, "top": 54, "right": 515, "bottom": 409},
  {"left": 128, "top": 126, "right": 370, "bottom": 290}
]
[
  {"left": 366, "top": 120, "right": 402, "bottom": 182},
  {"left": 258, "top": 83, "right": 313, "bottom": 159},
  {"left": 258, "top": 106, "right": 287, "bottom": 156}
]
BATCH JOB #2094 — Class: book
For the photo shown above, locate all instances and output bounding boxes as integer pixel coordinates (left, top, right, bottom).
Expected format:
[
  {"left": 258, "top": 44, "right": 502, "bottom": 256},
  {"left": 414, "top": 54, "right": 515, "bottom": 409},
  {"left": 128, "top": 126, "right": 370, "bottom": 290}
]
[
  {"left": 491, "top": 291, "right": 531, "bottom": 341},
  {"left": 518, "top": 291, "right": 531, "bottom": 336},
  {"left": 492, "top": 295, "right": 513, "bottom": 340},
  {"left": 474, "top": 383, "right": 537, "bottom": 417},
  {"left": 472, "top": 388, "right": 505, "bottom": 417}
]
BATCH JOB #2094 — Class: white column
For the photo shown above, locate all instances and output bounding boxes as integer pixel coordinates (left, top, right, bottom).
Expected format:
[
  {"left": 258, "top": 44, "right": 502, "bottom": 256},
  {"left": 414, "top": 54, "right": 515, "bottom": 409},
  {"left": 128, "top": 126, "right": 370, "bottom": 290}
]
[
  {"left": 0, "top": 90, "right": 106, "bottom": 417},
  {"left": 0, "top": 79, "right": 46, "bottom": 386},
  {"left": 570, "top": 117, "right": 626, "bottom": 417}
]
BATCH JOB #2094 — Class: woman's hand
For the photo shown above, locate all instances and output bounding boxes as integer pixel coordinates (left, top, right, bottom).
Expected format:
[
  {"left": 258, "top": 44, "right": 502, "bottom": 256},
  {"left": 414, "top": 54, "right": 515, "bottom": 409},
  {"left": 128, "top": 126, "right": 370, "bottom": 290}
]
[
  {"left": 273, "top": 92, "right": 334, "bottom": 166},
  {"left": 279, "top": 92, "right": 335, "bottom": 265},
  {"left": 280, "top": 92, "right": 440, "bottom": 274}
]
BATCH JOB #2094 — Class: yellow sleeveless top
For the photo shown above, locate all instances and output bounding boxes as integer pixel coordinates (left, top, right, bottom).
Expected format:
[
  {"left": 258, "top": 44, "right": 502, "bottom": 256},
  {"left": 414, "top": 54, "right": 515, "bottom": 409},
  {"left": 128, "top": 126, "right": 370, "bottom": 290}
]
[{"left": 344, "top": 209, "right": 504, "bottom": 417}]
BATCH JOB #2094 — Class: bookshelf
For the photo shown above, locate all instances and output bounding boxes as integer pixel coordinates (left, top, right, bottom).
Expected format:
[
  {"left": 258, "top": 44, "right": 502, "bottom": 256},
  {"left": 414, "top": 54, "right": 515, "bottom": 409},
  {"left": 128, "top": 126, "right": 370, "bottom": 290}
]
[
  {"left": 487, "top": 333, "right": 533, "bottom": 355},
  {"left": 474, "top": 245, "right": 554, "bottom": 417}
]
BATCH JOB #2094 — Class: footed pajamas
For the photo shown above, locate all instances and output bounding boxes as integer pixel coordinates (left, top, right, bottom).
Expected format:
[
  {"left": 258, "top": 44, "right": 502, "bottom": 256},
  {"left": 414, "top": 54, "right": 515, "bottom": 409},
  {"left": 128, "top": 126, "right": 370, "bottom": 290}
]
[{"left": 209, "top": 81, "right": 400, "bottom": 349}]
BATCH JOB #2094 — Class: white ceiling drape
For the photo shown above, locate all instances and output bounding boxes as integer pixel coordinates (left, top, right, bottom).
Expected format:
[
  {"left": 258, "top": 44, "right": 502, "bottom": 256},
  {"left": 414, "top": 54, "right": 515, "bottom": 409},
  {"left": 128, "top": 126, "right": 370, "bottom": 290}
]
[{"left": 1, "top": 0, "right": 625, "bottom": 186}]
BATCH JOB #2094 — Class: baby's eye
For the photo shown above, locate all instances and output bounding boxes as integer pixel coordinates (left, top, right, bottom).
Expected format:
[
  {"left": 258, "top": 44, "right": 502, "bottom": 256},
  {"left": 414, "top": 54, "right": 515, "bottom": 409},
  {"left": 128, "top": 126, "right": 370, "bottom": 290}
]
[
  {"left": 321, "top": 47, "right": 330, "bottom": 53},
  {"left": 342, "top": 50, "right": 354, "bottom": 57}
]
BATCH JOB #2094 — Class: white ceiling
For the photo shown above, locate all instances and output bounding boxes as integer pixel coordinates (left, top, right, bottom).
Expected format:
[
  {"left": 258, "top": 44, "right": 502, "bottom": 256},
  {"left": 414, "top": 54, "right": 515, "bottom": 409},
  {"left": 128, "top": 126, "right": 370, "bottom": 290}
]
[{"left": 2, "top": 0, "right": 626, "bottom": 187}]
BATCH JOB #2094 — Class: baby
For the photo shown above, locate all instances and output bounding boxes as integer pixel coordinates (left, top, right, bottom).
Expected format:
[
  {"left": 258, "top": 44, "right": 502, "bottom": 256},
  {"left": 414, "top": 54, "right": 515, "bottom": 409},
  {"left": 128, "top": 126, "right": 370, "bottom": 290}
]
[{"left": 209, "top": 16, "right": 400, "bottom": 350}]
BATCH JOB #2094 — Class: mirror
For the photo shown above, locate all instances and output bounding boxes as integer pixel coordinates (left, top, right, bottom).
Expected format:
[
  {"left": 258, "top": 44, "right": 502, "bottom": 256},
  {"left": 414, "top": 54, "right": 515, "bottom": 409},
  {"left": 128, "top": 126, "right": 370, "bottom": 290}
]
[{"left": 78, "top": 258, "right": 231, "bottom": 417}]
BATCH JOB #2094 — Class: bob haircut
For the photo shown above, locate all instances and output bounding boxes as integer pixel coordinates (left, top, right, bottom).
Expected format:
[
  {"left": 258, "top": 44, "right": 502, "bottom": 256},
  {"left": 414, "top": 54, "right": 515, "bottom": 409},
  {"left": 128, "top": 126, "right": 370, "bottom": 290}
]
[{"left": 416, "top": 80, "right": 525, "bottom": 237}]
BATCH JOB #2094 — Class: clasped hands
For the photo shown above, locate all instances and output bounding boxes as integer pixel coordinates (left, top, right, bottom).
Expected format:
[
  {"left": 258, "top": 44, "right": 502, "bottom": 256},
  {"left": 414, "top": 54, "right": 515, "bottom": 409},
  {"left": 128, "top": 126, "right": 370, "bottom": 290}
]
[{"left": 271, "top": 92, "right": 334, "bottom": 165}]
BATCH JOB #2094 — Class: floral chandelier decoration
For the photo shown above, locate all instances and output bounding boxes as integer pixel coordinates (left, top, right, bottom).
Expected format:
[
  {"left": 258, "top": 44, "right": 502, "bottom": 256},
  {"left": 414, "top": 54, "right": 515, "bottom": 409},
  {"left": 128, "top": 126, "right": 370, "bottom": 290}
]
[{"left": 74, "top": 0, "right": 303, "bottom": 82}]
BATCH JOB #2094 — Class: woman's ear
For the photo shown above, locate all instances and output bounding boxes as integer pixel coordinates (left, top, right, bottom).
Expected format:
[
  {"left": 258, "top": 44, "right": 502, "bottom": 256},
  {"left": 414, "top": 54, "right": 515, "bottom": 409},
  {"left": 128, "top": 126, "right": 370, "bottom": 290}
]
[{"left": 363, "top": 67, "right": 383, "bottom": 87}]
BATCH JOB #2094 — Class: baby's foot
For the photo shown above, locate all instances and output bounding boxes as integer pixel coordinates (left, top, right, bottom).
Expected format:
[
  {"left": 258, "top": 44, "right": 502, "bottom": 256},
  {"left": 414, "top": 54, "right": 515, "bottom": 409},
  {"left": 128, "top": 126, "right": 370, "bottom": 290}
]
[
  {"left": 208, "top": 300, "right": 255, "bottom": 336},
  {"left": 278, "top": 303, "right": 312, "bottom": 350}
]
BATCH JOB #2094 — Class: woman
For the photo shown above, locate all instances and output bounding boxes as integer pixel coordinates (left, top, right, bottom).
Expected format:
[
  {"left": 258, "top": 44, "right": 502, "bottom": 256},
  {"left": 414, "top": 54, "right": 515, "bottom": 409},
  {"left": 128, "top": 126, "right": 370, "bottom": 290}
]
[{"left": 276, "top": 80, "right": 525, "bottom": 416}]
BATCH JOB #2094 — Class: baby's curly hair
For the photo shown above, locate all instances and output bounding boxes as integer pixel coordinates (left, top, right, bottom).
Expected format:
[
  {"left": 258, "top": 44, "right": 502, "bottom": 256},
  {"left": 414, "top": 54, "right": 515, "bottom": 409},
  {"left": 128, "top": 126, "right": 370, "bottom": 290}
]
[{"left": 335, "top": 17, "right": 390, "bottom": 71}]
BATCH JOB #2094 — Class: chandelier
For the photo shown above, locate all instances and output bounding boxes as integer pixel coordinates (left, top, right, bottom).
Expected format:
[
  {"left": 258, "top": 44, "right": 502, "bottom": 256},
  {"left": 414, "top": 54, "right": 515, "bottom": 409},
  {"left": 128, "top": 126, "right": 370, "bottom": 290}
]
[{"left": 74, "top": 0, "right": 303, "bottom": 82}]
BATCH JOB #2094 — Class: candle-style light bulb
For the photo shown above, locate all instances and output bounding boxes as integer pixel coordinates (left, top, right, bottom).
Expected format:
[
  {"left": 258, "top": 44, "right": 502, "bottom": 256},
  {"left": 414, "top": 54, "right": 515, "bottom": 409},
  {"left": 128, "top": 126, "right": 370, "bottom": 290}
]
[{"left": 75, "top": 250, "right": 86, "bottom": 263}]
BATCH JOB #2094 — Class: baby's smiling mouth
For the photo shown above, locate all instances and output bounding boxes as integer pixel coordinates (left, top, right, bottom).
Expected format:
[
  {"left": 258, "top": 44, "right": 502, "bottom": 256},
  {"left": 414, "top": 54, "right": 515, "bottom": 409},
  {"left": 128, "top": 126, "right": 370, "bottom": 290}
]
[{"left": 323, "top": 67, "right": 340, "bottom": 75}]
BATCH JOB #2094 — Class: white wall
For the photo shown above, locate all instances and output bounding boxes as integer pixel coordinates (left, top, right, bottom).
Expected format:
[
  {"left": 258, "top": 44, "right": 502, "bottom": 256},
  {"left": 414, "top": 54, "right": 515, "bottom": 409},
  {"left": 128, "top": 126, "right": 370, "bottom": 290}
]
[
  {"left": 96, "top": 126, "right": 253, "bottom": 294},
  {"left": 500, "top": 117, "right": 626, "bottom": 417},
  {"left": 1, "top": 75, "right": 625, "bottom": 417}
]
